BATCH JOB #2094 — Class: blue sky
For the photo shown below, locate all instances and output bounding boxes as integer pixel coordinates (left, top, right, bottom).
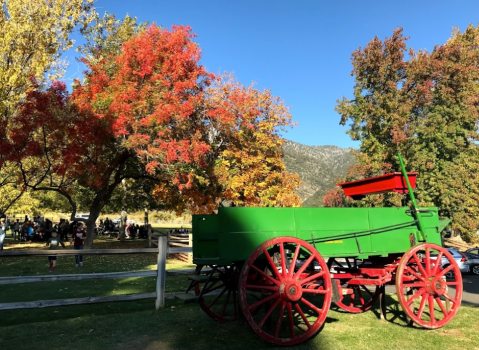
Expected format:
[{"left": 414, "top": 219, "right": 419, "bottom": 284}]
[{"left": 64, "top": 0, "right": 479, "bottom": 148}]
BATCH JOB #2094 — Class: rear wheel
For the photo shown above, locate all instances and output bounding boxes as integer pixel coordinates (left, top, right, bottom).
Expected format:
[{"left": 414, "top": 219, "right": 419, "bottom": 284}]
[
  {"left": 396, "top": 243, "right": 463, "bottom": 329},
  {"left": 471, "top": 265, "right": 479, "bottom": 275},
  {"left": 331, "top": 258, "right": 380, "bottom": 313},
  {"left": 194, "top": 265, "right": 239, "bottom": 322},
  {"left": 239, "top": 237, "right": 332, "bottom": 346}
]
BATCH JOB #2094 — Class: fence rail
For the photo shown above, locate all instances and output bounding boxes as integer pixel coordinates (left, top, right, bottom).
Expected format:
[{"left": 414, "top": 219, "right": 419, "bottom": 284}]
[{"left": 0, "top": 237, "right": 191, "bottom": 311}]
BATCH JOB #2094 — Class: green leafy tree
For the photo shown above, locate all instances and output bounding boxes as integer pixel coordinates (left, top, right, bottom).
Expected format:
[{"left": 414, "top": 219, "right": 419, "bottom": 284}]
[{"left": 337, "top": 26, "right": 479, "bottom": 241}]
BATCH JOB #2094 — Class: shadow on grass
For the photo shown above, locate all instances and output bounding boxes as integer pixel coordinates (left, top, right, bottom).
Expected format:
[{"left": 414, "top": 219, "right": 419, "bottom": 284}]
[{"left": 0, "top": 299, "right": 336, "bottom": 350}]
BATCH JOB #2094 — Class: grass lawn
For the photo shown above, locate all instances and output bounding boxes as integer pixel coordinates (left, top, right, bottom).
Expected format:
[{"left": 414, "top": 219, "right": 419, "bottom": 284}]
[{"left": 0, "top": 237, "right": 478, "bottom": 350}]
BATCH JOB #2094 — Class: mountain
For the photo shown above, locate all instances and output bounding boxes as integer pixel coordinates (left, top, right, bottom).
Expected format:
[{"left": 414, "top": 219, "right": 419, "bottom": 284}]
[{"left": 282, "top": 140, "right": 356, "bottom": 207}]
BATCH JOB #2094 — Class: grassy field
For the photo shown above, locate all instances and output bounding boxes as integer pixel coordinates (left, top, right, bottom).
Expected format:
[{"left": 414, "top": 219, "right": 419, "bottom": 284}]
[{"left": 0, "top": 237, "right": 478, "bottom": 350}]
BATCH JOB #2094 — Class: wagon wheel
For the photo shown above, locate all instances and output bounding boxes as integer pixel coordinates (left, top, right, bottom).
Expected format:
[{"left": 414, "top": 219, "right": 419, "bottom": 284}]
[
  {"left": 396, "top": 243, "right": 463, "bottom": 329},
  {"left": 335, "top": 282, "right": 380, "bottom": 313},
  {"left": 239, "top": 237, "right": 332, "bottom": 346},
  {"left": 194, "top": 265, "right": 239, "bottom": 322},
  {"left": 330, "top": 258, "right": 380, "bottom": 313}
]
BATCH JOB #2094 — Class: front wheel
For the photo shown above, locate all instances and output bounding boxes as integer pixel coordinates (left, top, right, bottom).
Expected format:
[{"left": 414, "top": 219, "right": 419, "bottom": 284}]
[
  {"left": 239, "top": 237, "right": 332, "bottom": 346},
  {"left": 396, "top": 243, "right": 463, "bottom": 329}
]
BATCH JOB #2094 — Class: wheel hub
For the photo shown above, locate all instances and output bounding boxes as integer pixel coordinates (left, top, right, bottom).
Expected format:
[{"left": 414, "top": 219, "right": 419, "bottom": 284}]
[
  {"left": 425, "top": 276, "right": 446, "bottom": 295},
  {"left": 279, "top": 280, "right": 303, "bottom": 302}
]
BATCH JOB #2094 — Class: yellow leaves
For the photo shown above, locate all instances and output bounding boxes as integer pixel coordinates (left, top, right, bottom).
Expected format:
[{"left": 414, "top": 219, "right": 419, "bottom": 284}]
[{"left": 0, "top": 0, "right": 95, "bottom": 120}]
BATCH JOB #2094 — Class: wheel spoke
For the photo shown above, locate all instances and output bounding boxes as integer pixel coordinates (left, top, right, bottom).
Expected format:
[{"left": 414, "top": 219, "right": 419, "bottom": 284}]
[
  {"left": 248, "top": 292, "right": 279, "bottom": 311},
  {"left": 433, "top": 252, "right": 443, "bottom": 275},
  {"left": 279, "top": 242, "right": 287, "bottom": 277},
  {"left": 406, "top": 288, "right": 425, "bottom": 306},
  {"left": 274, "top": 301, "right": 286, "bottom": 338},
  {"left": 221, "top": 289, "right": 231, "bottom": 317},
  {"left": 442, "top": 292, "right": 457, "bottom": 304},
  {"left": 286, "top": 302, "right": 295, "bottom": 338},
  {"left": 413, "top": 253, "right": 428, "bottom": 277},
  {"left": 417, "top": 294, "right": 428, "bottom": 320},
  {"left": 288, "top": 244, "right": 301, "bottom": 278},
  {"left": 435, "top": 296, "right": 448, "bottom": 315},
  {"left": 263, "top": 249, "right": 283, "bottom": 281},
  {"left": 425, "top": 247, "right": 431, "bottom": 275},
  {"left": 294, "top": 302, "right": 312, "bottom": 329},
  {"left": 405, "top": 265, "right": 425, "bottom": 281},
  {"left": 437, "top": 265, "right": 454, "bottom": 279},
  {"left": 258, "top": 297, "right": 282, "bottom": 328},
  {"left": 402, "top": 281, "right": 426, "bottom": 288},
  {"left": 202, "top": 283, "right": 225, "bottom": 295},
  {"left": 245, "top": 284, "right": 279, "bottom": 292},
  {"left": 293, "top": 254, "right": 315, "bottom": 279},
  {"left": 300, "top": 297, "right": 322, "bottom": 315},
  {"left": 445, "top": 281, "right": 460, "bottom": 286},
  {"left": 300, "top": 271, "right": 325, "bottom": 285},
  {"left": 428, "top": 295, "right": 435, "bottom": 324},
  {"left": 208, "top": 286, "right": 227, "bottom": 308},
  {"left": 303, "top": 288, "right": 328, "bottom": 294},
  {"left": 358, "top": 288, "right": 365, "bottom": 305},
  {"left": 251, "top": 265, "right": 281, "bottom": 286}
]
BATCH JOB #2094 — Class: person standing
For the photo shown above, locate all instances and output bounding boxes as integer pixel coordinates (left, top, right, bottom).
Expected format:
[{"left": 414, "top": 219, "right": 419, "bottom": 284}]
[
  {"left": 13, "top": 219, "right": 20, "bottom": 240},
  {"left": 46, "top": 231, "right": 65, "bottom": 272},
  {"left": 71, "top": 222, "right": 87, "bottom": 267},
  {"left": 0, "top": 219, "right": 6, "bottom": 251}
]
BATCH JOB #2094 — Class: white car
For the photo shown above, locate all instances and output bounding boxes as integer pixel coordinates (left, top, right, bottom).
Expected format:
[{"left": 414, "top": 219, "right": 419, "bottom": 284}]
[
  {"left": 75, "top": 213, "right": 90, "bottom": 220},
  {"left": 112, "top": 217, "right": 135, "bottom": 225}
]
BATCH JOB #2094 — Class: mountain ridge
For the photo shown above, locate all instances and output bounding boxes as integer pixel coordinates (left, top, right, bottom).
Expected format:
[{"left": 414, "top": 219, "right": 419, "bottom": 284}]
[{"left": 282, "top": 140, "right": 356, "bottom": 206}]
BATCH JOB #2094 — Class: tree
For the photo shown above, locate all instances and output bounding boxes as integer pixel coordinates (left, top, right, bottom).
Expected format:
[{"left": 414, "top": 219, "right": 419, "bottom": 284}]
[
  {"left": 0, "top": 0, "right": 95, "bottom": 214},
  {"left": 17, "top": 19, "right": 300, "bottom": 247},
  {"left": 336, "top": 26, "right": 479, "bottom": 241},
  {"left": 322, "top": 187, "right": 347, "bottom": 207},
  {"left": 75, "top": 23, "right": 301, "bottom": 216}
]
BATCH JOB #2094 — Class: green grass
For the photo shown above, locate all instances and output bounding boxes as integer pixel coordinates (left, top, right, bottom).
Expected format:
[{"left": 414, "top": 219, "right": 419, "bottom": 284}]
[
  {"left": 0, "top": 294, "right": 477, "bottom": 350},
  {"left": 0, "top": 238, "right": 477, "bottom": 350}
]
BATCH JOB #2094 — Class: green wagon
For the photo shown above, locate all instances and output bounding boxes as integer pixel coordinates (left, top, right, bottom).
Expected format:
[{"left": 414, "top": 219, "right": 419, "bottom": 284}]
[{"left": 182, "top": 155, "right": 463, "bottom": 346}]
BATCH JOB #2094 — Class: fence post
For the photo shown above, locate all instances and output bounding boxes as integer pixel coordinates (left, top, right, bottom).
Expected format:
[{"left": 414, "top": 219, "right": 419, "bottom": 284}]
[
  {"left": 148, "top": 224, "right": 152, "bottom": 248},
  {"left": 156, "top": 235, "right": 167, "bottom": 309}
]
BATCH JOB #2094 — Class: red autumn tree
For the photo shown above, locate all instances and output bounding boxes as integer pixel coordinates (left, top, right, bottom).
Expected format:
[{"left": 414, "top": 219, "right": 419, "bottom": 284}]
[
  {"left": 322, "top": 187, "right": 347, "bottom": 207},
  {"left": 74, "top": 23, "right": 300, "bottom": 217},
  {"left": 15, "top": 22, "right": 300, "bottom": 247}
]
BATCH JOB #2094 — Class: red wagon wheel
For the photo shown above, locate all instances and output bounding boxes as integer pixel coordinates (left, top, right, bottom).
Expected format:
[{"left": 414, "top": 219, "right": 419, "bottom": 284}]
[
  {"left": 331, "top": 258, "right": 380, "bottom": 313},
  {"left": 396, "top": 243, "right": 463, "bottom": 329},
  {"left": 194, "top": 265, "right": 239, "bottom": 322},
  {"left": 335, "top": 283, "right": 380, "bottom": 313},
  {"left": 239, "top": 237, "right": 332, "bottom": 346}
]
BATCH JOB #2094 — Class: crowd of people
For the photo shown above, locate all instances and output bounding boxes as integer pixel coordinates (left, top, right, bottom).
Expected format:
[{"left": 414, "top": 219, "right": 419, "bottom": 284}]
[{"left": 99, "top": 218, "right": 150, "bottom": 239}]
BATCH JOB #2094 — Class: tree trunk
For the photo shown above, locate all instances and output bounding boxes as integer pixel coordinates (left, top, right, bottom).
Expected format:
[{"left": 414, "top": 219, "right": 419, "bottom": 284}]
[{"left": 83, "top": 203, "right": 103, "bottom": 249}]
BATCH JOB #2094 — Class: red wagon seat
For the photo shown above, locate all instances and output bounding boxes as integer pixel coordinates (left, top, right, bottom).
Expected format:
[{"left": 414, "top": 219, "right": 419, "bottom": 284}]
[{"left": 338, "top": 172, "right": 418, "bottom": 200}]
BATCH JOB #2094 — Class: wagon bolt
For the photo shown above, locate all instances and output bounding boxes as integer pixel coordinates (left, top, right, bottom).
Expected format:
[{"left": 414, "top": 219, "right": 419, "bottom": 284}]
[{"left": 289, "top": 286, "right": 297, "bottom": 295}]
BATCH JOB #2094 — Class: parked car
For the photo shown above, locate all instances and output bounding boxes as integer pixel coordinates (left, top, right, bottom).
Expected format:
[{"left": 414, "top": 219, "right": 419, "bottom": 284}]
[
  {"left": 439, "top": 248, "right": 470, "bottom": 278},
  {"left": 75, "top": 213, "right": 90, "bottom": 220},
  {"left": 465, "top": 247, "right": 479, "bottom": 275}
]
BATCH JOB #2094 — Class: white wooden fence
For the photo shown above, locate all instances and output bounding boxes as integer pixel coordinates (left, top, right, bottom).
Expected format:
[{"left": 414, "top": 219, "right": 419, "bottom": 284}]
[
  {"left": 148, "top": 227, "right": 193, "bottom": 263},
  {"left": 0, "top": 237, "right": 192, "bottom": 311}
]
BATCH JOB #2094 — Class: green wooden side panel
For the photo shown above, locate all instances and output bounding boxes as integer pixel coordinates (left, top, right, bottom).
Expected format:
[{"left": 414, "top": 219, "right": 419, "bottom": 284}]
[
  {"left": 192, "top": 214, "right": 220, "bottom": 262},
  {"left": 192, "top": 206, "right": 445, "bottom": 265},
  {"left": 218, "top": 208, "right": 297, "bottom": 264},
  {"left": 294, "top": 208, "right": 371, "bottom": 257}
]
